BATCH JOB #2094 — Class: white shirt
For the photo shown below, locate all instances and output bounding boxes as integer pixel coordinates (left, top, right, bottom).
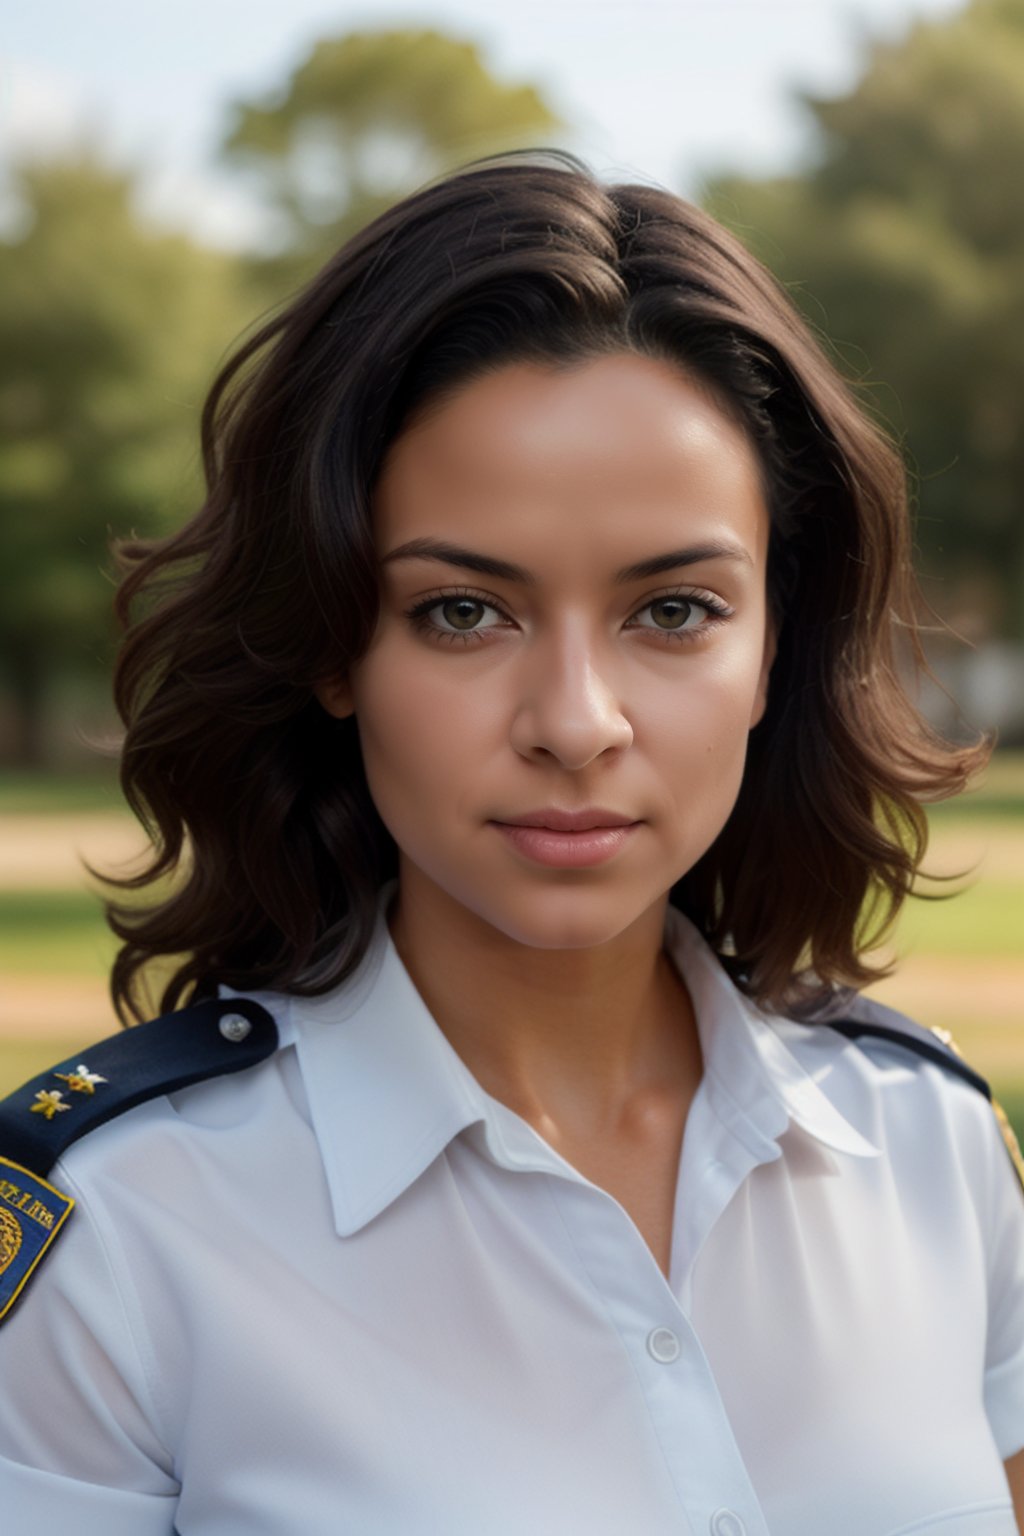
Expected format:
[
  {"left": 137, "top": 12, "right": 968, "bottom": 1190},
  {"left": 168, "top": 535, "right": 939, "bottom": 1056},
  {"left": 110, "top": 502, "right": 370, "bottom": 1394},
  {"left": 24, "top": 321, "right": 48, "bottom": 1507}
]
[{"left": 1, "top": 876, "right": 1023, "bottom": 1536}]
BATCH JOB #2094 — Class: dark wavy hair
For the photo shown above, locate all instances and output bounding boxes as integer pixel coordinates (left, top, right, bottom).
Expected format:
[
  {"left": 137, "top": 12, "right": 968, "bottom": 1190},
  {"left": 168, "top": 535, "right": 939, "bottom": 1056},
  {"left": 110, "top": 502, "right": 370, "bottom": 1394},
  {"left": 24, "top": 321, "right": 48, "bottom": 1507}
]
[{"left": 98, "top": 147, "right": 990, "bottom": 1026}]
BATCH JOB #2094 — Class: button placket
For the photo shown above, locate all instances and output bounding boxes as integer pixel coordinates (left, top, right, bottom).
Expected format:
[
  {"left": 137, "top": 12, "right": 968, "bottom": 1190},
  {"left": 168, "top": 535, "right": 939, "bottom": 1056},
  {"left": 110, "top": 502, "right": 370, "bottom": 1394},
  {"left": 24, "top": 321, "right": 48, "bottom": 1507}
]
[{"left": 542, "top": 1169, "right": 770, "bottom": 1535}]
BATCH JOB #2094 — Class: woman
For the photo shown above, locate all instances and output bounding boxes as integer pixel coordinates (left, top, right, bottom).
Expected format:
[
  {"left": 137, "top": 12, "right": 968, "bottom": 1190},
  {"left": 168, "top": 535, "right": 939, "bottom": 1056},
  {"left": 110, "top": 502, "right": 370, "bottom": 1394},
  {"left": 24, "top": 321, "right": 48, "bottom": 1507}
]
[{"left": 1, "top": 149, "right": 1022, "bottom": 1534}]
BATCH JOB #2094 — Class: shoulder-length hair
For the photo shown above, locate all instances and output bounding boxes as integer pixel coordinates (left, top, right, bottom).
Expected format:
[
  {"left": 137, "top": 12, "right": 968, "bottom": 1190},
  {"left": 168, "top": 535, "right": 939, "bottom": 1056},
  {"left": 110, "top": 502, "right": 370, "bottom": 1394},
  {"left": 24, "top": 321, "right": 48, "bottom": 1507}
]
[{"left": 100, "top": 147, "right": 989, "bottom": 1026}]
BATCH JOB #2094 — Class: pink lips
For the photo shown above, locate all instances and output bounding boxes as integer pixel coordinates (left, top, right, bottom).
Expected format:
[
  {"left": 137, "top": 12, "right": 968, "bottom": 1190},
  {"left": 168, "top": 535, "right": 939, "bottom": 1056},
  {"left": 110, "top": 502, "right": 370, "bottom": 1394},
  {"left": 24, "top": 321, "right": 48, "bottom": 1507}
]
[
  {"left": 490, "top": 814, "right": 639, "bottom": 868},
  {"left": 495, "top": 807, "right": 637, "bottom": 833}
]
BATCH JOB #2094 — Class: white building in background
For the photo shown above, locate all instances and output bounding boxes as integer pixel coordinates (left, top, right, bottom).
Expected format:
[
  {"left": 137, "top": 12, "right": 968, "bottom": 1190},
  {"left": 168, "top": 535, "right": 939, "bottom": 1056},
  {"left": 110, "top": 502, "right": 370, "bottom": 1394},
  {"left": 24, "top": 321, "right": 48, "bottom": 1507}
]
[{"left": 919, "top": 642, "right": 1024, "bottom": 747}]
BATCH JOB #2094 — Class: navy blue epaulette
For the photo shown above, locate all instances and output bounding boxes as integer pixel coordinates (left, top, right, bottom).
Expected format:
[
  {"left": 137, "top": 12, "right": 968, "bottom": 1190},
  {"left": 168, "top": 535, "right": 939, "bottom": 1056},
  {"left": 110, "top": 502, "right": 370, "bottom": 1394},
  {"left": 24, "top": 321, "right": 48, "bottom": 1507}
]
[
  {"left": 0, "top": 996, "right": 277, "bottom": 1325},
  {"left": 798, "top": 990, "right": 1024, "bottom": 1194}
]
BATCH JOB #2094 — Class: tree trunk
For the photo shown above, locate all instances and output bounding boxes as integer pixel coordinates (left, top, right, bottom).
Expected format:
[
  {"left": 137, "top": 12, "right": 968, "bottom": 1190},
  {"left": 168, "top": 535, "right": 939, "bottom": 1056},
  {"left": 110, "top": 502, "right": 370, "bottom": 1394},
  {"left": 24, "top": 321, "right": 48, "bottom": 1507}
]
[{"left": 3, "top": 645, "right": 48, "bottom": 768}]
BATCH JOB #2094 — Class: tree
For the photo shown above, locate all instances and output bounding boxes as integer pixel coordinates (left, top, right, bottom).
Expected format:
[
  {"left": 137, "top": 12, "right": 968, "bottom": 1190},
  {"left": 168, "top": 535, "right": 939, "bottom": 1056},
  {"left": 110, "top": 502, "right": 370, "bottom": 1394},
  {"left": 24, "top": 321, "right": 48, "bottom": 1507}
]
[
  {"left": 219, "top": 27, "right": 566, "bottom": 295},
  {"left": 0, "top": 30, "right": 567, "bottom": 766},
  {"left": 701, "top": 0, "right": 1024, "bottom": 640},
  {"left": 0, "top": 151, "right": 252, "bottom": 764}
]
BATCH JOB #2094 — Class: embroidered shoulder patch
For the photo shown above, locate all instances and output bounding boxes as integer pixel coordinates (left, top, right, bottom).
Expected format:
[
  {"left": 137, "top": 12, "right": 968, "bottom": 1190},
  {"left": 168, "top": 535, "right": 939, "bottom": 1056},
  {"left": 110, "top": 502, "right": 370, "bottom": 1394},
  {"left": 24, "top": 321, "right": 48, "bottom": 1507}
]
[
  {"left": 0, "top": 995, "right": 279, "bottom": 1326},
  {"left": 0, "top": 1156, "right": 75, "bottom": 1323}
]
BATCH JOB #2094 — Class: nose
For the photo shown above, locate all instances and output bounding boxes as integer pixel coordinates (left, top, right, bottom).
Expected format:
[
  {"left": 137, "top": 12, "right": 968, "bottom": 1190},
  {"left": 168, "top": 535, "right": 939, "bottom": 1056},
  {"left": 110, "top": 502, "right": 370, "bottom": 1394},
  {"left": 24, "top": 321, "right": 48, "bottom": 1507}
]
[{"left": 508, "top": 622, "right": 634, "bottom": 768}]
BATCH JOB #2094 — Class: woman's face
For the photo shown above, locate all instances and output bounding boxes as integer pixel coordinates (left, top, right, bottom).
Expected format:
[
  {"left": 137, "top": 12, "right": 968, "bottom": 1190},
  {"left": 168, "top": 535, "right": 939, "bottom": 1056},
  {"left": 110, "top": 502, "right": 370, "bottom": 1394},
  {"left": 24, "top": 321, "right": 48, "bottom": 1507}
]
[{"left": 317, "top": 352, "right": 776, "bottom": 950}]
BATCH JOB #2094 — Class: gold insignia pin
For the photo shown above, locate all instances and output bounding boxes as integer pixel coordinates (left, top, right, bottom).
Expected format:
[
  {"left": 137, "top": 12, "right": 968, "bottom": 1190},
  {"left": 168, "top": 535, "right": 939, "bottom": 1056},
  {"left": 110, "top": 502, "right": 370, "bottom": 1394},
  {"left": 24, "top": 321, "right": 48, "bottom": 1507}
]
[
  {"left": 30, "top": 1090, "right": 71, "bottom": 1120},
  {"left": 53, "top": 1064, "right": 107, "bottom": 1095}
]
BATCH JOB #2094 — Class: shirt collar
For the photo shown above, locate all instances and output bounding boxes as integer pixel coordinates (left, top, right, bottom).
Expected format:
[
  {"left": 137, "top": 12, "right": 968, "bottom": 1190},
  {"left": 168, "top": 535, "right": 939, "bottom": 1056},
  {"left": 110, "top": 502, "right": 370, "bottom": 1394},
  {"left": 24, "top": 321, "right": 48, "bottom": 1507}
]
[
  {"left": 277, "top": 879, "right": 879, "bottom": 1237},
  {"left": 662, "top": 904, "right": 881, "bottom": 1165}
]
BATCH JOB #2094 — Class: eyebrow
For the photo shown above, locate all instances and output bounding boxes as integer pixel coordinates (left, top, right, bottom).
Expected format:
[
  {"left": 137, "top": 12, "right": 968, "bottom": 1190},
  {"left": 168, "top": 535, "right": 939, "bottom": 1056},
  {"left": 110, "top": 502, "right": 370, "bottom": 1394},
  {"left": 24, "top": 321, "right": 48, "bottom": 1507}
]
[{"left": 380, "top": 536, "right": 754, "bottom": 585}]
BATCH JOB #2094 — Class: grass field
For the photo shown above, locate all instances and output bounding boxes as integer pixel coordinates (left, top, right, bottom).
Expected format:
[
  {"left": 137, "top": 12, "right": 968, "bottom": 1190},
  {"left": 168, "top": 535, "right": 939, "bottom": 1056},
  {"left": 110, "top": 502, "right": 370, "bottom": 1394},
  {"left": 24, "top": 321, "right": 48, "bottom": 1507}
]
[
  {"left": 1, "top": 759, "right": 1022, "bottom": 1145},
  {"left": 0, "top": 769, "right": 130, "bottom": 814}
]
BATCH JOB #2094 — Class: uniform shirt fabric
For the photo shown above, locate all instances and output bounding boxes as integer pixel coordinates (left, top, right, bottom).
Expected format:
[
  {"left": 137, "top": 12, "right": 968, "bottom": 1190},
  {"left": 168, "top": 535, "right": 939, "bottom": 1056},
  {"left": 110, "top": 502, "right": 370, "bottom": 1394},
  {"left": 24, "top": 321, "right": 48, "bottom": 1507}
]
[{"left": 1, "top": 876, "right": 1023, "bottom": 1535}]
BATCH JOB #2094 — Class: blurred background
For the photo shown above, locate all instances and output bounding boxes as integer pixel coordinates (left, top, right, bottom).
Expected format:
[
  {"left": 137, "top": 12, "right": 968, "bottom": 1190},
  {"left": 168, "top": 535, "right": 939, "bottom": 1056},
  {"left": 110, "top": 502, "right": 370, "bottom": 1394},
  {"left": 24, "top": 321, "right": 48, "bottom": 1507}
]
[{"left": 1, "top": 0, "right": 1022, "bottom": 1135}]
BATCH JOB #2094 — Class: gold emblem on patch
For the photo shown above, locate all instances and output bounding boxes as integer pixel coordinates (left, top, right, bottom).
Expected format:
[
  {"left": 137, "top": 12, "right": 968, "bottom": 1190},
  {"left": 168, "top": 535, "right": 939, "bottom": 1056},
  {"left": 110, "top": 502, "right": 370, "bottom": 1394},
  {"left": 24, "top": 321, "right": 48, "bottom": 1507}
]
[
  {"left": 0, "top": 1207, "right": 22, "bottom": 1277},
  {"left": 54, "top": 1064, "right": 107, "bottom": 1095},
  {"left": 0, "top": 1156, "right": 76, "bottom": 1324},
  {"left": 30, "top": 1090, "right": 71, "bottom": 1120}
]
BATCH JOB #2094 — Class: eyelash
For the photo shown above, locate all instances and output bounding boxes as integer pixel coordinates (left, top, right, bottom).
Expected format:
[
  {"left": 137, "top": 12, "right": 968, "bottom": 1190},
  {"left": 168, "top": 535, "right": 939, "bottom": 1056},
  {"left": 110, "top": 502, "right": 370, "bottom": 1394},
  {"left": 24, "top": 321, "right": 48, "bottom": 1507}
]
[{"left": 403, "top": 585, "right": 734, "bottom": 648}]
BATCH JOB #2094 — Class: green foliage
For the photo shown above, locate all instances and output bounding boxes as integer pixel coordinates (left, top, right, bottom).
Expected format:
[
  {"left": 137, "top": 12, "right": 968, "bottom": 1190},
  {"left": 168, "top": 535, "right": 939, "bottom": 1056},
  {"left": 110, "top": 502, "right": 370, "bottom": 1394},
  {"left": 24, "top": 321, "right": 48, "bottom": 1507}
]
[
  {"left": 220, "top": 27, "right": 567, "bottom": 294},
  {"left": 0, "top": 34, "right": 568, "bottom": 764},
  {"left": 0, "top": 151, "right": 255, "bottom": 760},
  {"left": 702, "top": 0, "right": 1024, "bottom": 638}
]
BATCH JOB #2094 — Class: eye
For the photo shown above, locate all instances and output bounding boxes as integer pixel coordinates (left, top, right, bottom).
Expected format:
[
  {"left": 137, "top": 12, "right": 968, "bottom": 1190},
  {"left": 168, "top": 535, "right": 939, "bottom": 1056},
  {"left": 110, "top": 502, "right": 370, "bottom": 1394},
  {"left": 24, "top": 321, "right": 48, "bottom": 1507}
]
[
  {"left": 632, "top": 594, "right": 722, "bottom": 636},
  {"left": 404, "top": 587, "right": 734, "bottom": 646}
]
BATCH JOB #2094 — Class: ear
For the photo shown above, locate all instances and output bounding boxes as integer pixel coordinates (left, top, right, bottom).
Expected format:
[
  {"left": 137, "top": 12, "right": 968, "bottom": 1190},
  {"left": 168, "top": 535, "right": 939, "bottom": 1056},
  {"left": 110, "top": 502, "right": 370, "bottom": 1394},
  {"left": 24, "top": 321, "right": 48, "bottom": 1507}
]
[
  {"left": 313, "top": 674, "right": 355, "bottom": 720},
  {"left": 748, "top": 614, "right": 778, "bottom": 730}
]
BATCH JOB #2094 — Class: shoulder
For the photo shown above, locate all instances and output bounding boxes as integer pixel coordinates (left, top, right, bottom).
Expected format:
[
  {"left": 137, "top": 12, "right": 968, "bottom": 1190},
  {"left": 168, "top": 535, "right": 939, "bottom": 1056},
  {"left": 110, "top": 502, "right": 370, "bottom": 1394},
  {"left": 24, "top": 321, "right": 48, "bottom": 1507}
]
[
  {"left": 0, "top": 995, "right": 279, "bottom": 1325},
  {"left": 795, "top": 990, "right": 992, "bottom": 1093},
  {"left": 770, "top": 989, "right": 1024, "bottom": 1195}
]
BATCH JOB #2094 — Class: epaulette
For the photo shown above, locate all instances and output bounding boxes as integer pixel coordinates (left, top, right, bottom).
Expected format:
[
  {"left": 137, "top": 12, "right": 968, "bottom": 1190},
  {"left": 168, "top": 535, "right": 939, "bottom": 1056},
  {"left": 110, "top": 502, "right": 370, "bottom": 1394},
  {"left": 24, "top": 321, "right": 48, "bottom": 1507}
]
[
  {"left": 0, "top": 996, "right": 277, "bottom": 1325},
  {"left": 799, "top": 990, "right": 1024, "bottom": 1194}
]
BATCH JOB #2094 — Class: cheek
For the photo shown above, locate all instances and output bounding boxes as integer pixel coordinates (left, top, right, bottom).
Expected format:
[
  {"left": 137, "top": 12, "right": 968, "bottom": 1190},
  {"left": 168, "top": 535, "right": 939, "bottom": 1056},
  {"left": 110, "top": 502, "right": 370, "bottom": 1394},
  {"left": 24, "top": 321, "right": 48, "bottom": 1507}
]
[
  {"left": 349, "top": 624, "right": 767, "bottom": 807},
  {"left": 654, "top": 642, "right": 766, "bottom": 749},
  {"left": 650, "top": 657, "right": 765, "bottom": 833},
  {"left": 349, "top": 644, "right": 494, "bottom": 805}
]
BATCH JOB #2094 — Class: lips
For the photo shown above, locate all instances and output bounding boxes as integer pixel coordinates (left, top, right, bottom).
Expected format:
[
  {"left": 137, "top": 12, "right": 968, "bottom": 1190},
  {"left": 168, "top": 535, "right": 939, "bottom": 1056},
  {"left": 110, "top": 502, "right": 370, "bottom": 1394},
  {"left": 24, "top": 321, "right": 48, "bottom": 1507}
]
[{"left": 493, "top": 808, "right": 637, "bottom": 833}]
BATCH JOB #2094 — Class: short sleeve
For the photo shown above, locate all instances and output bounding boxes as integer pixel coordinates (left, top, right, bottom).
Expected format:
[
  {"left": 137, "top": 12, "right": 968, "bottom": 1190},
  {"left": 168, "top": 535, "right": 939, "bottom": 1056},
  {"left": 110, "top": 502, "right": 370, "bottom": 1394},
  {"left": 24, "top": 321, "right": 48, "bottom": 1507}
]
[
  {"left": 981, "top": 1108, "right": 1024, "bottom": 1460},
  {"left": 0, "top": 1161, "right": 180, "bottom": 1533}
]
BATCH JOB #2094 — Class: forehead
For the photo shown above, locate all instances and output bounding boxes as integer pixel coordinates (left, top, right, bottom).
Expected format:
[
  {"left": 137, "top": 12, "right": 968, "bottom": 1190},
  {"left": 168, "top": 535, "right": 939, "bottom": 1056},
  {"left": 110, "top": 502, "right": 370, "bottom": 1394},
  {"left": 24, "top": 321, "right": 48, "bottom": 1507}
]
[{"left": 373, "top": 354, "right": 769, "bottom": 567}]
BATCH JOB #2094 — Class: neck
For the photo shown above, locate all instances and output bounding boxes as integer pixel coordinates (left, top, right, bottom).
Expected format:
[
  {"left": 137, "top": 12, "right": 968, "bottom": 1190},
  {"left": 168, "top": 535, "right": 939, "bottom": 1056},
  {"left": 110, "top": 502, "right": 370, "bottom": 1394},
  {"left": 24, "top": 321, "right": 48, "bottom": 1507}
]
[{"left": 384, "top": 871, "right": 702, "bottom": 1138}]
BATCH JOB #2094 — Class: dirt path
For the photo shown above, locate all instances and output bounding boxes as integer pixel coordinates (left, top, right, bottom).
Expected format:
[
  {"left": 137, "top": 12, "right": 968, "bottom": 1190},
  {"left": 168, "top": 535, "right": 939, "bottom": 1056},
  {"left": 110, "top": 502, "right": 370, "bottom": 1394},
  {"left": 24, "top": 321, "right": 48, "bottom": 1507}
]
[
  {"left": 3, "top": 811, "right": 1024, "bottom": 887},
  {"left": 0, "top": 975, "right": 121, "bottom": 1039},
  {"left": 3, "top": 955, "right": 1022, "bottom": 1069},
  {"left": 1, "top": 813, "right": 1021, "bottom": 1073},
  {"left": 0, "top": 813, "right": 156, "bottom": 889}
]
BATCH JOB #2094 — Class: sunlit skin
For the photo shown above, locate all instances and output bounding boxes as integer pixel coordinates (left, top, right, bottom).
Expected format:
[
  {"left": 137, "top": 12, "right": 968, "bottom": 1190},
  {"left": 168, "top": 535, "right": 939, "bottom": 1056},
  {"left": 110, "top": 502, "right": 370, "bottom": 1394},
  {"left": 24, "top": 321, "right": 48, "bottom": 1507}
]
[
  {"left": 1008, "top": 1450, "right": 1024, "bottom": 1526},
  {"left": 315, "top": 354, "right": 776, "bottom": 1213}
]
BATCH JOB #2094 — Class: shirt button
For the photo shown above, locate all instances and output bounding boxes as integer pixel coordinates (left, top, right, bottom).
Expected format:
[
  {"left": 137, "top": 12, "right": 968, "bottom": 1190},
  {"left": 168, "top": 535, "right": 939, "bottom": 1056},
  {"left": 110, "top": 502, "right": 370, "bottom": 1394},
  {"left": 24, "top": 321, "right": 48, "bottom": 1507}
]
[
  {"left": 218, "top": 1013, "right": 252, "bottom": 1043},
  {"left": 645, "top": 1326, "right": 680, "bottom": 1363},
  {"left": 709, "top": 1511, "right": 747, "bottom": 1536}
]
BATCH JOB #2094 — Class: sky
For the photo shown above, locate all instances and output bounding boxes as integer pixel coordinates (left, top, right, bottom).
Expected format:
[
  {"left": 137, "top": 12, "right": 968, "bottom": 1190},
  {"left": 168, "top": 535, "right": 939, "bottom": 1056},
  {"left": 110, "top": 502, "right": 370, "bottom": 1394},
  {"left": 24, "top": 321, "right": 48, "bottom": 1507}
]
[{"left": 2, "top": 0, "right": 967, "bottom": 250}]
